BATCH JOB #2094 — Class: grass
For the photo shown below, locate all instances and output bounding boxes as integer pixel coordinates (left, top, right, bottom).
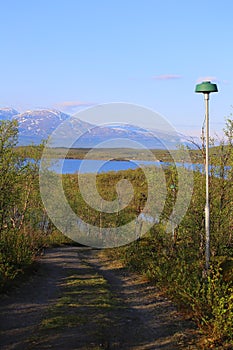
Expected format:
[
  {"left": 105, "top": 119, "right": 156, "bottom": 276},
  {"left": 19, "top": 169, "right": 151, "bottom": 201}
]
[
  {"left": 38, "top": 262, "right": 121, "bottom": 338},
  {"left": 29, "top": 259, "right": 126, "bottom": 349},
  {"left": 41, "top": 314, "right": 87, "bottom": 329}
]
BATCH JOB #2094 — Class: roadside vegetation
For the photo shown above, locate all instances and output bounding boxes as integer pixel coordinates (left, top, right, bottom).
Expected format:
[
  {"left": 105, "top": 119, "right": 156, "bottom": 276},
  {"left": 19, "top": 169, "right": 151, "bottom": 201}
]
[
  {"left": 61, "top": 119, "right": 233, "bottom": 347},
  {"left": 0, "top": 120, "right": 70, "bottom": 290},
  {"left": 63, "top": 171, "right": 233, "bottom": 347},
  {"left": 1, "top": 117, "right": 233, "bottom": 347}
]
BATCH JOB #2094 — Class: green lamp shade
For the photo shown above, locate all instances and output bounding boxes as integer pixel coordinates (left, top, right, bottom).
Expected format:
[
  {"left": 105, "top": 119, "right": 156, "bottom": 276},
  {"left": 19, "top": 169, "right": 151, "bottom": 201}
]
[{"left": 195, "top": 81, "right": 218, "bottom": 93}]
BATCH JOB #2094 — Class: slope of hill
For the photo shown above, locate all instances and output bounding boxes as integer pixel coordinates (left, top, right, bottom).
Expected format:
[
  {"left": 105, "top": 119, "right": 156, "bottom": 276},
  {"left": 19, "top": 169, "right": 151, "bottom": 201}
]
[
  {"left": 0, "top": 107, "right": 195, "bottom": 149},
  {"left": 0, "top": 107, "right": 19, "bottom": 120}
]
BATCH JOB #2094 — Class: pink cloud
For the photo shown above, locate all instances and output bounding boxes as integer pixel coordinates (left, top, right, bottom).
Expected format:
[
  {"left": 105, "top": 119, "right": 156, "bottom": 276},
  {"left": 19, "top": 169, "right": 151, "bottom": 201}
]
[
  {"left": 152, "top": 74, "right": 182, "bottom": 80},
  {"left": 54, "top": 101, "right": 96, "bottom": 113},
  {"left": 196, "top": 76, "right": 218, "bottom": 83},
  {"left": 56, "top": 101, "right": 95, "bottom": 108}
]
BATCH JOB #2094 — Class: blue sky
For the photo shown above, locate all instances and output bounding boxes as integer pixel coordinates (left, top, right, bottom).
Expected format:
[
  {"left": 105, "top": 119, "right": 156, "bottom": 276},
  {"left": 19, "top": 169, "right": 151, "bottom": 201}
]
[{"left": 1, "top": 0, "right": 233, "bottom": 137}]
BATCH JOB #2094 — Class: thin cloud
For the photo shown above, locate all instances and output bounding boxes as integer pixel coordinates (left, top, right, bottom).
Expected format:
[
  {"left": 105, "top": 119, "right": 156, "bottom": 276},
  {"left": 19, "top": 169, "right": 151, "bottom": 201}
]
[
  {"left": 55, "top": 101, "right": 96, "bottom": 110},
  {"left": 196, "top": 76, "right": 218, "bottom": 83},
  {"left": 54, "top": 101, "right": 97, "bottom": 114},
  {"left": 152, "top": 74, "right": 182, "bottom": 80},
  {"left": 196, "top": 76, "right": 230, "bottom": 85}
]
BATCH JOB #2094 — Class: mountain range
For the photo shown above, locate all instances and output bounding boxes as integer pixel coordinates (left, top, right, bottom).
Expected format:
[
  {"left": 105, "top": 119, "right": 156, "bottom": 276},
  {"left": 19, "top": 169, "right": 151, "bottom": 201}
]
[{"left": 0, "top": 107, "right": 194, "bottom": 149}]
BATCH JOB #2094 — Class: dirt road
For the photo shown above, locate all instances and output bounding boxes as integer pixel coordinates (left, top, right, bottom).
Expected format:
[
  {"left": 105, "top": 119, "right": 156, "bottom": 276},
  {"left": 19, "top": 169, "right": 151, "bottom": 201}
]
[{"left": 0, "top": 246, "right": 199, "bottom": 350}]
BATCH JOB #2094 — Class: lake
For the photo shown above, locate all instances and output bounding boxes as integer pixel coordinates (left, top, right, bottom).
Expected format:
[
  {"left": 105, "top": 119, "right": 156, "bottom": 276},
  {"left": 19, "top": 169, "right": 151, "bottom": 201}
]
[{"left": 49, "top": 158, "right": 198, "bottom": 174}]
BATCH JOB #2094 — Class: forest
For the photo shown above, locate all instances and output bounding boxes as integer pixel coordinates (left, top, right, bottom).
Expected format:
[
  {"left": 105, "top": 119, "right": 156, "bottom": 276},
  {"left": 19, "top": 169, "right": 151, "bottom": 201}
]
[{"left": 0, "top": 118, "right": 233, "bottom": 347}]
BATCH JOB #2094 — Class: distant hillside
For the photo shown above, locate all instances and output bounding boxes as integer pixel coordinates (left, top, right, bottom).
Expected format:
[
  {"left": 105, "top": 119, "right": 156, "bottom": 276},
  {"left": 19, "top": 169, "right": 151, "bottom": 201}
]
[
  {"left": 0, "top": 107, "right": 19, "bottom": 120},
  {"left": 0, "top": 107, "right": 197, "bottom": 149}
]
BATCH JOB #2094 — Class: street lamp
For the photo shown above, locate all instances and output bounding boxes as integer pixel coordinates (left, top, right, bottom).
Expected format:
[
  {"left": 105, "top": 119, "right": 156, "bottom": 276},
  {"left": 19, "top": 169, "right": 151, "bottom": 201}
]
[{"left": 195, "top": 81, "right": 218, "bottom": 273}]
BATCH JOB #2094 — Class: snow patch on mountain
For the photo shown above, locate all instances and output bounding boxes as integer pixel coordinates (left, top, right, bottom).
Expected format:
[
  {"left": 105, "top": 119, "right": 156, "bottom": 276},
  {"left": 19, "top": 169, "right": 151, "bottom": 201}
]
[
  {"left": 0, "top": 107, "right": 19, "bottom": 120},
  {"left": 0, "top": 107, "right": 198, "bottom": 149}
]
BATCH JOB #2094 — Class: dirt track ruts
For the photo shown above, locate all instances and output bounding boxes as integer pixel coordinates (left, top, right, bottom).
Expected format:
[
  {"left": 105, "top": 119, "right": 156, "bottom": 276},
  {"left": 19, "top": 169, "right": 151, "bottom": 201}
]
[{"left": 0, "top": 246, "right": 200, "bottom": 350}]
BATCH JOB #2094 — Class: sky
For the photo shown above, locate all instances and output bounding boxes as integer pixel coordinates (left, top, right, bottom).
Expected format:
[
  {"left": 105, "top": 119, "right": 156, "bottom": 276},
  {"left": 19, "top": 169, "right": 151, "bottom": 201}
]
[{"left": 1, "top": 0, "right": 233, "bottom": 137}]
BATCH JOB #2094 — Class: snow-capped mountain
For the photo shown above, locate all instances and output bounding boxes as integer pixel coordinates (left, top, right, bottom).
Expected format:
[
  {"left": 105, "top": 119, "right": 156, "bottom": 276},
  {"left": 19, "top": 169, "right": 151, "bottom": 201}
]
[
  {"left": 0, "top": 108, "right": 94, "bottom": 145},
  {"left": 14, "top": 109, "right": 72, "bottom": 144},
  {"left": 15, "top": 109, "right": 69, "bottom": 137},
  {"left": 0, "top": 107, "right": 19, "bottom": 120},
  {"left": 0, "top": 107, "right": 195, "bottom": 149},
  {"left": 74, "top": 124, "right": 182, "bottom": 149}
]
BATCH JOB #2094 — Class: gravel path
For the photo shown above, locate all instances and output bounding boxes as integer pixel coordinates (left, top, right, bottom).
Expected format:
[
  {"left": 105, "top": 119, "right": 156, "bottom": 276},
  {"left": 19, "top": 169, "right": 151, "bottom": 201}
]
[{"left": 0, "top": 246, "right": 199, "bottom": 350}]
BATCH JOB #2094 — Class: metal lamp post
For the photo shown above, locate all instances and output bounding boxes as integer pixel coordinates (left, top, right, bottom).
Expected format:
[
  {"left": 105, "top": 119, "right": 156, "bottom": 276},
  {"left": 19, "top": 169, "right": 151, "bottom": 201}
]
[{"left": 195, "top": 81, "right": 218, "bottom": 273}]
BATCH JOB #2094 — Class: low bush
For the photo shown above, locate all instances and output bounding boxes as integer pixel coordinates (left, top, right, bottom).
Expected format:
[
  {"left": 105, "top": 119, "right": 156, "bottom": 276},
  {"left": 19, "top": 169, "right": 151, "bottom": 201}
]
[{"left": 113, "top": 226, "right": 233, "bottom": 347}]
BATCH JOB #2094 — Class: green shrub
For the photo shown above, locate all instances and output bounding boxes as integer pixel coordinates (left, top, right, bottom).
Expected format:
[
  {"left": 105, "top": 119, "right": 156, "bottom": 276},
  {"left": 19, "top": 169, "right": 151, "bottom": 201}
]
[
  {"left": 112, "top": 226, "right": 233, "bottom": 346},
  {"left": 0, "top": 230, "right": 33, "bottom": 288}
]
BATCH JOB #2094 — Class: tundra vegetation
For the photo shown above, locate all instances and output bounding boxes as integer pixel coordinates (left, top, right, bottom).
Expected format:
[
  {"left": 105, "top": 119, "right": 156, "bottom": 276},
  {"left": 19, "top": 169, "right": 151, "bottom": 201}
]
[
  {"left": 0, "top": 118, "right": 233, "bottom": 347},
  {"left": 0, "top": 120, "right": 69, "bottom": 289}
]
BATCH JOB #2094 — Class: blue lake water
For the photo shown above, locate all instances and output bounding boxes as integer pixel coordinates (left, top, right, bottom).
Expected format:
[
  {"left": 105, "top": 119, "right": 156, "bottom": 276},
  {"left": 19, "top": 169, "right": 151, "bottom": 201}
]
[
  {"left": 51, "top": 159, "right": 138, "bottom": 174},
  {"left": 49, "top": 159, "right": 198, "bottom": 174}
]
